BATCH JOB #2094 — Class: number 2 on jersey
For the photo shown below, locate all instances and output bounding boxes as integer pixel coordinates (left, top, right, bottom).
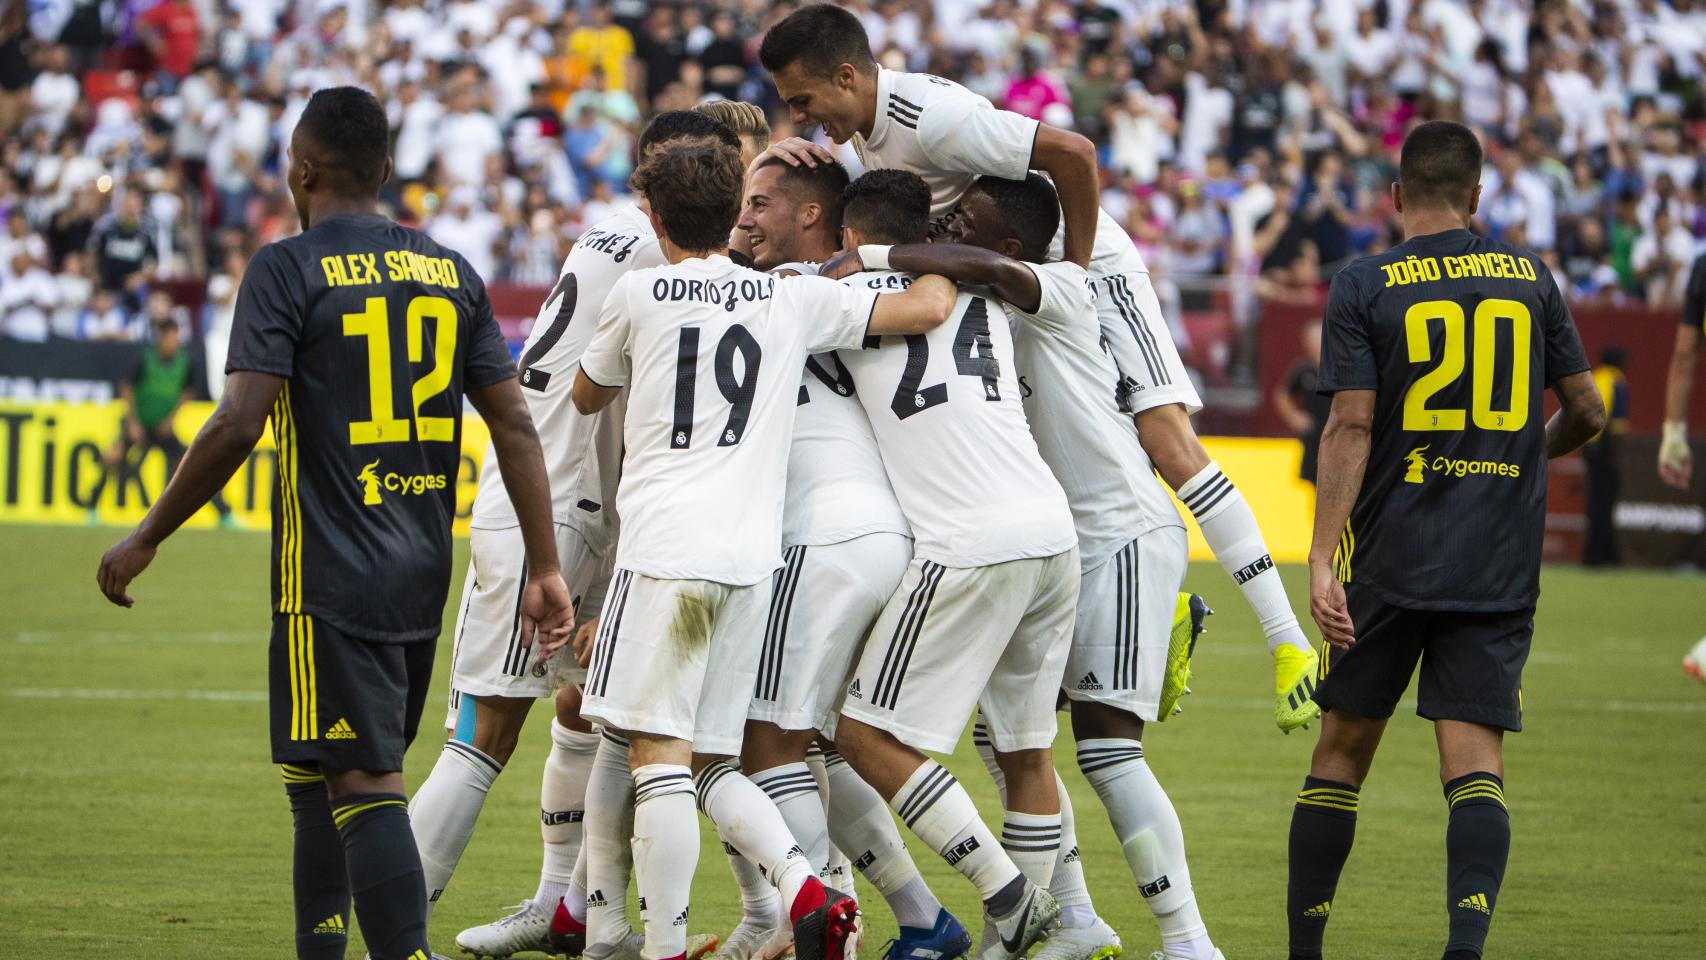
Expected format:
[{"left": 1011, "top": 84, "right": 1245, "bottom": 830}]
[
  {"left": 887, "top": 296, "right": 1000, "bottom": 420},
  {"left": 1402, "top": 298, "right": 1530, "bottom": 432},
  {"left": 342, "top": 295, "right": 459, "bottom": 444}
]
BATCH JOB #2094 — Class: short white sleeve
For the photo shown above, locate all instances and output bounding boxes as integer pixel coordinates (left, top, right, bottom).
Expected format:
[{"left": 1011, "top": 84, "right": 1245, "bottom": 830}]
[
  {"left": 915, "top": 97, "right": 1039, "bottom": 181},
  {"left": 782, "top": 275, "right": 880, "bottom": 353},
  {"left": 579, "top": 272, "right": 634, "bottom": 387},
  {"left": 1017, "top": 261, "right": 1094, "bottom": 333}
]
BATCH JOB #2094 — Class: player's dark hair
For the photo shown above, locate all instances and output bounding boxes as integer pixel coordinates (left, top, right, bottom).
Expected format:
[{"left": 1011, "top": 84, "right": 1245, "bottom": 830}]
[
  {"left": 1398, "top": 120, "right": 1483, "bottom": 212},
  {"left": 758, "top": 3, "right": 877, "bottom": 78},
  {"left": 294, "top": 86, "right": 391, "bottom": 188},
  {"left": 841, "top": 169, "right": 931, "bottom": 245},
  {"left": 756, "top": 156, "right": 850, "bottom": 231},
  {"left": 637, "top": 110, "right": 741, "bottom": 156},
  {"left": 967, "top": 174, "right": 1060, "bottom": 263},
  {"left": 632, "top": 143, "right": 744, "bottom": 252}
]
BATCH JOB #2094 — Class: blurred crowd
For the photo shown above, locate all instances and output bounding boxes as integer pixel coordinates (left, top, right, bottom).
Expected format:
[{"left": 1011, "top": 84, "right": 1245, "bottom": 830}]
[{"left": 2, "top": 0, "right": 1704, "bottom": 352}]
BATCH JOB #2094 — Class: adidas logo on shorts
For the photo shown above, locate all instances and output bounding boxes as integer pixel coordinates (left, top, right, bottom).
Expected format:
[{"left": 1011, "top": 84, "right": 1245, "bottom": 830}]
[
  {"left": 848, "top": 679, "right": 863, "bottom": 699},
  {"left": 325, "top": 718, "right": 357, "bottom": 740},
  {"left": 1077, "top": 672, "right": 1103, "bottom": 691}
]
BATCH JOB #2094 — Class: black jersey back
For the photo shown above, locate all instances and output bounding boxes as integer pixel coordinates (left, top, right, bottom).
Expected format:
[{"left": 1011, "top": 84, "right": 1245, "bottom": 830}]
[
  {"left": 1317, "top": 229, "right": 1588, "bottom": 611},
  {"left": 228, "top": 214, "right": 514, "bottom": 641}
]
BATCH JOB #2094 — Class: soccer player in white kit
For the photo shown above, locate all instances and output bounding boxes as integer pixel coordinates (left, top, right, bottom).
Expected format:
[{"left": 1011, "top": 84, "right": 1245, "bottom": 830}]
[
  {"left": 404, "top": 112, "right": 744, "bottom": 960},
  {"left": 734, "top": 155, "right": 973, "bottom": 960},
  {"left": 824, "top": 169, "right": 1078, "bottom": 960},
  {"left": 823, "top": 173, "right": 1228, "bottom": 960},
  {"left": 569, "top": 142, "right": 960, "bottom": 960},
  {"left": 756, "top": 3, "right": 1323, "bottom": 733}
]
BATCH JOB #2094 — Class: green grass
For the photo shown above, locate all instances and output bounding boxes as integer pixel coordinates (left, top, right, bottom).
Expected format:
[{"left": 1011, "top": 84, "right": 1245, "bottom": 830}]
[{"left": 1, "top": 524, "right": 1703, "bottom": 959}]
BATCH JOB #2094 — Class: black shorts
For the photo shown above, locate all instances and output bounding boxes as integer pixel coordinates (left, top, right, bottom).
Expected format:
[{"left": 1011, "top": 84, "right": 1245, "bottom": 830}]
[
  {"left": 269, "top": 613, "right": 435, "bottom": 771},
  {"left": 1314, "top": 583, "right": 1532, "bottom": 732}
]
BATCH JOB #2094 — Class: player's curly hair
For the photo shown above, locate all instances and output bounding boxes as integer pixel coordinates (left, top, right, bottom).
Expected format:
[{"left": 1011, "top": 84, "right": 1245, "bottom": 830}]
[
  {"left": 968, "top": 174, "right": 1061, "bottom": 263},
  {"left": 841, "top": 169, "right": 931, "bottom": 245},
  {"left": 633, "top": 143, "right": 745, "bottom": 252},
  {"left": 295, "top": 86, "right": 390, "bottom": 187}
]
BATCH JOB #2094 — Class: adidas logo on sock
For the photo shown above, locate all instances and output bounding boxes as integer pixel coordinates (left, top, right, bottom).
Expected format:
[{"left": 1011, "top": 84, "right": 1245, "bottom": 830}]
[
  {"left": 325, "top": 717, "right": 357, "bottom": 740},
  {"left": 312, "top": 915, "right": 347, "bottom": 936},
  {"left": 1302, "top": 901, "right": 1331, "bottom": 918},
  {"left": 586, "top": 890, "right": 608, "bottom": 908},
  {"left": 1076, "top": 672, "right": 1103, "bottom": 691},
  {"left": 1063, "top": 845, "right": 1081, "bottom": 864},
  {"left": 848, "top": 679, "right": 863, "bottom": 699},
  {"left": 674, "top": 907, "right": 690, "bottom": 926},
  {"left": 1457, "top": 893, "right": 1491, "bottom": 915}
]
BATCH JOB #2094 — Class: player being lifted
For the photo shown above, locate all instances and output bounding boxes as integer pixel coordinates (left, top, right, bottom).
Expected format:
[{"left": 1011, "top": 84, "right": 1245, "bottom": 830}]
[
  {"left": 569, "top": 142, "right": 960, "bottom": 960},
  {"left": 755, "top": 2, "right": 1322, "bottom": 733},
  {"left": 822, "top": 172, "right": 1225, "bottom": 960},
  {"left": 734, "top": 154, "right": 972, "bottom": 960},
  {"left": 1293, "top": 121, "right": 1604, "bottom": 960},
  {"left": 95, "top": 87, "right": 576, "bottom": 960},
  {"left": 824, "top": 169, "right": 1078, "bottom": 960},
  {"left": 404, "top": 111, "right": 743, "bottom": 960}
]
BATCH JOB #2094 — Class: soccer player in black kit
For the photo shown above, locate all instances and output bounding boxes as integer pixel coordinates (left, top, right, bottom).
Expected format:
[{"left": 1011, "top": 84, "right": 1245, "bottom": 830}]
[
  {"left": 96, "top": 87, "right": 576, "bottom": 960},
  {"left": 1288, "top": 120, "right": 1606, "bottom": 960}
]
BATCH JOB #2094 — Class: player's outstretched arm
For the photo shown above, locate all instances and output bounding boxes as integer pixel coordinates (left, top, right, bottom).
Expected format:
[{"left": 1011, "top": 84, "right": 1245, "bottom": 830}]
[
  {"left": 865, "top": 273, "right": 959, "bottom": 335},
  {"left": 1660, "top": 323, "right": 1699, "bottom": 488},
  {"left": 1545, "top": 370, "right": 1607, "bottom": 460},
  {"left": 571, "top": 371, "right": 621, "bottom": 415},
  {"left": 1029, "top": 125, "right": 1099, "bottom": 268},
  {"left": 468, "top": 377, "right": 574, "bottom": 651},
  {"left": 96, "top": 370, "right": 283, "bottom": 607},
  {"left": 826, "top": 244, "right": 1042, "bottom": 314},
  {"left": 1307, "top": 389, "right": 1374, "bottom": 650}
]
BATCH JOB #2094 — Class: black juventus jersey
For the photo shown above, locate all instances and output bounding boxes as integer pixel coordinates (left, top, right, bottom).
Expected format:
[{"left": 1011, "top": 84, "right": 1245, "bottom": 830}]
[
  {"left": 1317, "top": 229, "right": 1589, "bottom": 611},
  {"left": 1684, "top": 252, "right": 1706, "bottom": 334},
  {"left": 228, "top": 214, "right": 515, "bottom": 641}
]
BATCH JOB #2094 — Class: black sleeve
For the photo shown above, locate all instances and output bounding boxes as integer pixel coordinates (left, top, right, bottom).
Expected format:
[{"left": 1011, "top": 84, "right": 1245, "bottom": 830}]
[
  {"left": 225, "top": 243, "right": 303, "bottom": 378},
  {"left": 1540, "top": 266, "right": 1590, "bottom": 384},
  {"left": 1684, "top": 252, "right": 1706, "bottom": 333},
  {"left": 463, "top": 269, "right": 516, "bottom": 390},
  {"left": 1314, "top": 269, "right": 1377, "bottom": 394}
]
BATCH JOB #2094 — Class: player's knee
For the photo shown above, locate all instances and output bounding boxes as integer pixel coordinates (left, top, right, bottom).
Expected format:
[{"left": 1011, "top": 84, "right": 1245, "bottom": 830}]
[
  {"left": 1436, "top": 720, "right": 1504, "bottom": 784},
  {"left": 830, "top": 715, "right": 884, "bottom": 766},
  {"left": 740, "top": 719, "right": 813, "bottom": 771},
  {"left": 555, "top": 685, "right": 592, "bottom": 731},
  {"left": 322, "top": 767, "right": 404, "bottom": 800},
  {"left": 1068, "top": 699, "right": 1145, "bottom": 741},
  {"left": 1132, "top": 404, "right": 1210, "bottom": 487},
  {"left": 1309, "top": 713, "right": 1383, "bottom": 787}
]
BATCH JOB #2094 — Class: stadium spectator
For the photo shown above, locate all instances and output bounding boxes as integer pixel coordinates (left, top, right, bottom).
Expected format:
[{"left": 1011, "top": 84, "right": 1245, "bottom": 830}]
[
  {"left": 90, "top": 190, "right": 157, "bottom": 309},
  {"left": 1272, "top": 320, "right": 1330, "bottom": 487},
  {"left": 1633, "top": 204, "right": 1697, "bottom": 307}
]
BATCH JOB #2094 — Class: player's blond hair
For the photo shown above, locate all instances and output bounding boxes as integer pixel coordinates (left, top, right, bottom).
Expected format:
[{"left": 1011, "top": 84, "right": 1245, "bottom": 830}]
[{"left": 694, "top": 100, "right": 771, "bottom": 154}]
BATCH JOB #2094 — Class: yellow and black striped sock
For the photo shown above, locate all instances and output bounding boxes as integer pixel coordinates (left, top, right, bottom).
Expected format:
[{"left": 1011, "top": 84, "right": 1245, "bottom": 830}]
[
  {"left": 1287, "top": 776, "right": 1360, "bottom": 960},
  {"left": 283, "top": 766, "right": 350, "bottom": 960},
  {"left": 1444, "top": 772, "right": 1508, "bottom": 958},
  {"left": 331, "top": 791, "right": 429, "bottom": 960}
]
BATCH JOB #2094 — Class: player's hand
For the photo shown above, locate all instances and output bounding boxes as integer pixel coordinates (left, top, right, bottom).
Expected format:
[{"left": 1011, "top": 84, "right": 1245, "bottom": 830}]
[
  {"left": 749, "top": 136, "right": 835, "bottom": 176},
  {"left": 520, "top": 572, "right": 576, "bottom": 655},
  {"left": 819, "top": 248, "right": 865, "bottom": 280},
  {"left": 1659, "top": 421, "right": 1692, "bottom": 489},
  {"left": 1308, "top": 560, "right": 1355, "bottom": 649},
  {"left": 573, "top": 616, "right": 600, "bottom": 668},
  {"left": 97, "top": 532, "right": 156, "bottom": 607}
]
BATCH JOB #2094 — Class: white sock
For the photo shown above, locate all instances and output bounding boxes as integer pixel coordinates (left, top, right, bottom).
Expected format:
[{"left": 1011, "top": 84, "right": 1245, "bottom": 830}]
[
  {"left": 805, "top": 747, "right": 854, "bottom": 892},
  {"left": 1076, "top": 739, "right": 1210, "bottom": 951},
  {"left": 564, "top": 844, "right": 588, "bottom": 921},
  {"left": 1000, "top": 811, "right": 1061, "bottom": 889},
  {"left": 410, "top": 739, "right": 503, "bottom": 915},
  {"left": 695, "top": 760, "right": 815, "bottom": 909},
  {"left": 975, "top": 721, "right": 1097, "bottom": 930},
  {"left": 585, "top": 732, "right": 637, "bottom": 947},
  {"left": 631, "top": 764, "right": 698, "bottom": 960},
  {"left": 539, "top": 720, "right": 601, "bottom": 910},
  {"left": 822, "top": 748, "right": 940, "bottom": 929},
  {"left": 1176, "top": 461, "right": 1310, "bottom": 654},
  {"left": 751, "top": 762, "right": 830, "bottom": 876},
  {"left": 726, "top": 841, "right": 783, "bottom": 927},
  {"left": 891, "top": 759, "right": 1021, "bottom": 906}
]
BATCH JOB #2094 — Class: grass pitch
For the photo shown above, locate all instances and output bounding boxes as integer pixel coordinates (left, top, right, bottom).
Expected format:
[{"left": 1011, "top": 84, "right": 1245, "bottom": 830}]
[{"left": 1, "top": 524, "right": 1702, "bottom": 958}]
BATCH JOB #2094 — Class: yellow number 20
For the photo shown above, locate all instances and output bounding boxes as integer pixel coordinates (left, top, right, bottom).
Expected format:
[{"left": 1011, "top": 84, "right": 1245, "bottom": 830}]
[
  {"left": 1402, "top": 298, "right": 1530, "bottom": 433},
  {"left": 342, "top": 295, "right": 460, "bottom": 445}
]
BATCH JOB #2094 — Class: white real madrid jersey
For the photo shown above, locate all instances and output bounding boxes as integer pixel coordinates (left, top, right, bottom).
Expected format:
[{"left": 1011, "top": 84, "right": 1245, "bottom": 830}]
[
  {"left": 469, "top": 204, "right": 664, "bottom": 554},
  {"left": 1008, "top": 260, "right": 1183, "bottom": 571},
  {"left": 579, "top": 255, "right": 877, "bottom": 585},
  {"left": 837, "top": 270, "right": 1075, "bottom": 567}
]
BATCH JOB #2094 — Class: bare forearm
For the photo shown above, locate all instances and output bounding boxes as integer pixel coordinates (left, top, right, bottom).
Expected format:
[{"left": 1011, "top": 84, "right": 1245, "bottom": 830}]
[
  {"left": 886, "top": 244, "right": 1037, "bottom": 312},
  {"left": 134, "top": 413, "right": 259, "bottom": 546},
  {"left": 1546, "top": 405, "right": 1602, "bottom": 458},
  {"left": 1032, "top": 131, "right": 1099, "bottom": 268},
  {"left": 1664, "top": 333, "right": 1698, "bottom": 424},
  {"left": 1308, "top": 419, "right": 1368, "bottom": 565}
]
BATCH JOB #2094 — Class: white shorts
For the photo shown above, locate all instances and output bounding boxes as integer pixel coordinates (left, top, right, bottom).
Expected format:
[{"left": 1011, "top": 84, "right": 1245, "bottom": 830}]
[
  {"left": 443, "top": 523, "right": 609, "bottom": 730},
  {"left": 581, "top": 571, "right": 771, "bottom": 757},
  {"left": 1063, "top": 527, "right": 1188, "bottom": 722},
  {"left": 750, "top": 533, "right": 912, "bottom": 732},
  {"left": 840, "top": 550, "right": 1078, "bottom": 754},
  {"left": 1095, "top": 271, "right": 1202, "bottom": 416}
]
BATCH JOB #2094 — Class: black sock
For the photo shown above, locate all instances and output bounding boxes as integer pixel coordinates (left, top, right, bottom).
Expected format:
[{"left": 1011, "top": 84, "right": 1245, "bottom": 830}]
[
  {"left": 1443, "top": 772, "right": 1509, "bottom": 959},
  {"left": 331, "top": 792, "right": 429, "bottom": 960},
  {"left": 284, "top": 767, "right": 350, "bottom": 960},
  {"left": 1287, "top": 776, "right": 1360, "bottom": 960}
]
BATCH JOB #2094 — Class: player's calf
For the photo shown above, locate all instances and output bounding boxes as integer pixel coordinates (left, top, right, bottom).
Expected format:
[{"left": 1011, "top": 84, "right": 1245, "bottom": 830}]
[
  {"left": 283, "top": 765, "right": 352, "bottom": 960},
  {"left": 325, "top": 769, "right": 431, "bottom": 960}
]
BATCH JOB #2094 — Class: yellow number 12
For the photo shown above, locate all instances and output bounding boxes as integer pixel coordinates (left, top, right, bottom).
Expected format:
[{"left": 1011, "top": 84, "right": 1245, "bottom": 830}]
[
  {"left": 342, "top": 295, "right": 459, "bottom": 445},
  {"left": 1402, "top": 298, "right": 1530, "bottom": 432}
]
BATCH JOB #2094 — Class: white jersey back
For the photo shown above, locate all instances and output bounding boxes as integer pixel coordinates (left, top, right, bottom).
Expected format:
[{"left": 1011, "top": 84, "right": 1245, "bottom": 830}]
[
  {"left": 850, "top": 68, "right": 1145, "bottom": 278},
  {"left": 580, "top": 255, "right": 876, "bottom": 585},
  {"left": 773, "top": 262, "right": 910, "bottom": 547},
  {"left": 1009, "top": 261, "right": 1182, "bottom": 571},
  {"left": 469, "top": 204, "right": 663, "bottom": 554},
  {"left": 838, "top": 271, "right": 1075, "bottom": 567}
]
